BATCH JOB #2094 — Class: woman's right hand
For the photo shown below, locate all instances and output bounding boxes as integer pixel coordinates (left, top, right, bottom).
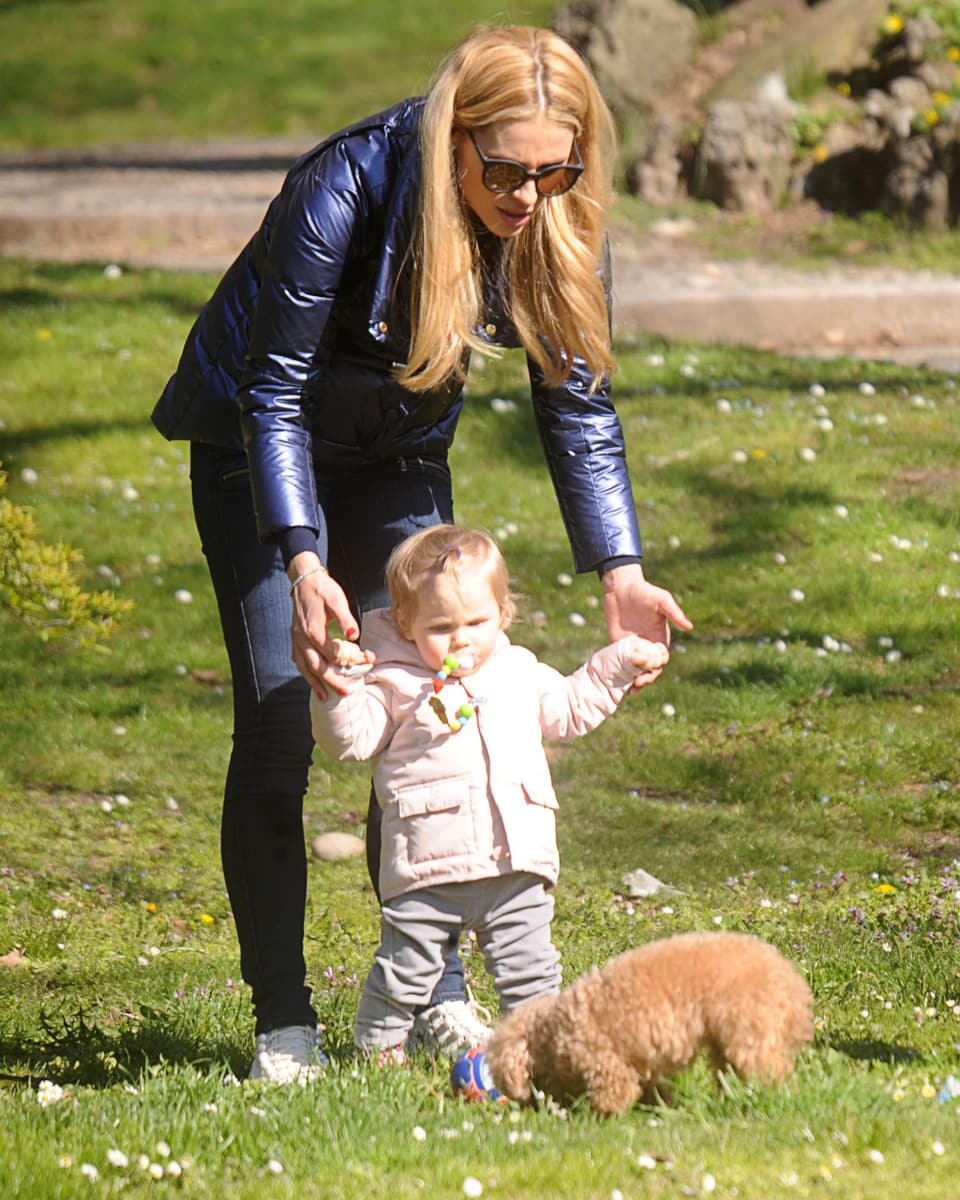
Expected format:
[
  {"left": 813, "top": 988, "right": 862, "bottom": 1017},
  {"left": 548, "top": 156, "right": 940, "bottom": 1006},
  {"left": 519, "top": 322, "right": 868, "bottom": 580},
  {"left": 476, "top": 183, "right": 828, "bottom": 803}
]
[{"left": 288, "top": 552, "right": 361, "bottom": 699}]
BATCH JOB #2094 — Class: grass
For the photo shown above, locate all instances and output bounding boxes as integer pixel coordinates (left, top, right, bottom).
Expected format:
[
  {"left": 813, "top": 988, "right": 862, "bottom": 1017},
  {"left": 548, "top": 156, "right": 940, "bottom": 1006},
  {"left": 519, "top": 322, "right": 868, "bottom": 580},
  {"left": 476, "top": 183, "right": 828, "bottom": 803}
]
[
  {"left": 2, "top": 0, "right": 960, "bottom": 1192},
  {"left": 0, "top": 0, "right": 557, "bottom": 151},
  {"left": 611, "top": 194, "right": 960, "bottom": 273},
  {"left": 1, "top": 257, "right": 959, "bottom": 1197}
]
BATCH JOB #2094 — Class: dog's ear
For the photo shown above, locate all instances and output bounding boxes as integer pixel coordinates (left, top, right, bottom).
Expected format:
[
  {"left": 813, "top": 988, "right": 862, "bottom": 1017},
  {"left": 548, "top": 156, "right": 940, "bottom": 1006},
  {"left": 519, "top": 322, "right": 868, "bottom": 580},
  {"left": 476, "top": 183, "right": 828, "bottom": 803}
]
[
  {"left": 486, "top": 1031, "right": 533, "bottom": 1101},
  {"left": 485, "top": 1001, "right": 546, "bottom": 1102}
]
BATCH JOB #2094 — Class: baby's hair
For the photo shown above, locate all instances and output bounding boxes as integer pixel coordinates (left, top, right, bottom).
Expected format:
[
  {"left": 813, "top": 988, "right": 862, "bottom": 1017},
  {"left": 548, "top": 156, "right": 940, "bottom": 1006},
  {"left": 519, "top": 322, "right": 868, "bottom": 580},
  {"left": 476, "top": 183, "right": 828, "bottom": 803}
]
[{"left": 386, "top": 525, "right": 517, "bottom": 632}]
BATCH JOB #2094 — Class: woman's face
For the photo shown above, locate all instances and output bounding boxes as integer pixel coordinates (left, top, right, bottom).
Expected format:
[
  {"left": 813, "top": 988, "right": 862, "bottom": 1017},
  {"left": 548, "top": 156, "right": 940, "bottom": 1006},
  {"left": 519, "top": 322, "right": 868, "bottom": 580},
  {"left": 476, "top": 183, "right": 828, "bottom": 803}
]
[{"left": 454, "top": 115, "right": 576, "bottom": 239}]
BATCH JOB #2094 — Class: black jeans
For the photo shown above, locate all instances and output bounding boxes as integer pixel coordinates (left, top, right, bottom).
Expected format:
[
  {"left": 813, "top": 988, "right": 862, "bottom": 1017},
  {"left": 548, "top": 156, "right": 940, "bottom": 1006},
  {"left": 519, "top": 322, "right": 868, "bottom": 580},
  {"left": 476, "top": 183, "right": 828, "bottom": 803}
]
[{"left": 190, "top": 443, "right": 464, "bottom": 1034}]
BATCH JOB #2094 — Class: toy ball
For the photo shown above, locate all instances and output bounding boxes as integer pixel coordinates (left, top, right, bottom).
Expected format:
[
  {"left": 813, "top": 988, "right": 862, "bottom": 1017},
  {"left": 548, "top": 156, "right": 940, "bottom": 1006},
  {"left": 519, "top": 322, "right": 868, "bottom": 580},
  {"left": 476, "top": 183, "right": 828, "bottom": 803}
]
[{"left": 449, "top": 1047, "right": 505, "bottom": 1103}]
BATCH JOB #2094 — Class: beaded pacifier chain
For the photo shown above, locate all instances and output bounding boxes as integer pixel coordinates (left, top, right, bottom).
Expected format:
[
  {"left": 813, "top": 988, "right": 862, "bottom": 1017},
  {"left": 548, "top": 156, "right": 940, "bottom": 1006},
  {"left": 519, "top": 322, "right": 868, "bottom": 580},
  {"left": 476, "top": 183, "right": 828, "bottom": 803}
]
[{"left": 429, "top": 655, "right": 478, "bottom": 733}]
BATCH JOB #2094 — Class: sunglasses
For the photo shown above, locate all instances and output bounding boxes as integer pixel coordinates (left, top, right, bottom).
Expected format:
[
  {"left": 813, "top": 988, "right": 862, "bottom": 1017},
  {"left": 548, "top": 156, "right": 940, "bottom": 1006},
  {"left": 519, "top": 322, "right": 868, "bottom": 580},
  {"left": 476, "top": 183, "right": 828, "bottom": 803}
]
[{"left": 467, "top": 130, "right": 584, "bottom": 197}]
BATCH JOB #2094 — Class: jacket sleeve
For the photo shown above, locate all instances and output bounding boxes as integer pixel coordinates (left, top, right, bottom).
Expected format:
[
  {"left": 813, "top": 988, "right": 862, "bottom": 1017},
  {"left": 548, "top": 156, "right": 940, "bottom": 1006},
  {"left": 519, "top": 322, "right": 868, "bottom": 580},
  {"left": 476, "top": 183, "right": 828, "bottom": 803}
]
[
  {"left": 535, "top": 637, "right": 640, "bottom": 741},
  {"left": 238, "top": 158, "right": 367, "bottom": 541},
  {"left": 526, "top": 245, "right": 643, "bottom": 573},
  {"left": 310, "top": 677, "right": 397, "bottom": 763}
]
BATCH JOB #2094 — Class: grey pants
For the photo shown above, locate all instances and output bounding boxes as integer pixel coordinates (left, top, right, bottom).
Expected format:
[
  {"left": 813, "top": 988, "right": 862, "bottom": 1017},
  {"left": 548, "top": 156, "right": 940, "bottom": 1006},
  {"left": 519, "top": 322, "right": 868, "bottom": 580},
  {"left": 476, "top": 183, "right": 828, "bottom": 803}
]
[{"left": 355, "top": 873, "right": 562, "bottom": 1051}]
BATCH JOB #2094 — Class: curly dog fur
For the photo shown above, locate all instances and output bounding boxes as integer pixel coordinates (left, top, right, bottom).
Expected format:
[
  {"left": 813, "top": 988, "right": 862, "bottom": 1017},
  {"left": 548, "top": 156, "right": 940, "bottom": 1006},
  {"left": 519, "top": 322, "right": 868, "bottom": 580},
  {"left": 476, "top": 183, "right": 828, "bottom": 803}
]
[{"left": 485, "top": 931, "right": 813, "bottom": 1115}]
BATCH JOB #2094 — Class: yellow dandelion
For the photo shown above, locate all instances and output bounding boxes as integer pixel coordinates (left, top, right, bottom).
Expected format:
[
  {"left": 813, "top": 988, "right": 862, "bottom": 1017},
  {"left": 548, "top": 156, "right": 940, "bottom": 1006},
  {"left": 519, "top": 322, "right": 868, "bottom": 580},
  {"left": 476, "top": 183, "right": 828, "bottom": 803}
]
[
  {"left": 836, "top": 81, "right": 851, "bottom": 98},
  {"left": 37, "top": 328, "right": 53, "bottom": 341},
  {"left": 200, "top": 913, "right": 215, "bottom": 925},
  {"left": 812, "top": 143, "right": 829, "bottom": 163},
  {"left": 933, "top": 91, "right": 950, "bottom": 107},
  {"left": 144, "top": 901, "right": 158, "bottom": 912},
  {"left": 948, "top": 46, "right": 959, "bottom": 62},
  {"left": 874, "top": 883, "right": 897, "bottom": 895},
  {"left": 924, "top": 108, "right": 940, "bottom": 126},
  {"left": 882, "top": 14, "right": 904, "bottom": 36}
]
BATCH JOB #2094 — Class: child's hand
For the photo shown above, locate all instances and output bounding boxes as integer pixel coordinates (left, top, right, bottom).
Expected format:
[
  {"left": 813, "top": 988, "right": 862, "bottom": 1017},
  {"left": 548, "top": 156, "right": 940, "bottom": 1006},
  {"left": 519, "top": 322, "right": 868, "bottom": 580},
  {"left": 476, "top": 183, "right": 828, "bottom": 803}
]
[
  {"left": 329, "top": 638, "right": 376, "bottom": 679},
  {"left": 630, "top": 637, "right": 670, "bottom": 676}
]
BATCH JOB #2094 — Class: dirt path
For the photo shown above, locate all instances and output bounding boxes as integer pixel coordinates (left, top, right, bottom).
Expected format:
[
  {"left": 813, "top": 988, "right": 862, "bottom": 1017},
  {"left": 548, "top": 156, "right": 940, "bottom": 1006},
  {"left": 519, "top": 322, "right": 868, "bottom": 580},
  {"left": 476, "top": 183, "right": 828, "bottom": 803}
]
[{"left": 3, "top": 138, "right": 960, "bottom": 371}]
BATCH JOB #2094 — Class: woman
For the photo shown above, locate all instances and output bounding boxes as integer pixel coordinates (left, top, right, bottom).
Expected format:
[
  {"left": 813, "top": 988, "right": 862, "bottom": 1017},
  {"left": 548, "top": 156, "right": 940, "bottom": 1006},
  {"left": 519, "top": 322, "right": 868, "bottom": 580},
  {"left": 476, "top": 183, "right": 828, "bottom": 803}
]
[{"left": 153, "top": 24, "right": 691, "bottom": 1084}]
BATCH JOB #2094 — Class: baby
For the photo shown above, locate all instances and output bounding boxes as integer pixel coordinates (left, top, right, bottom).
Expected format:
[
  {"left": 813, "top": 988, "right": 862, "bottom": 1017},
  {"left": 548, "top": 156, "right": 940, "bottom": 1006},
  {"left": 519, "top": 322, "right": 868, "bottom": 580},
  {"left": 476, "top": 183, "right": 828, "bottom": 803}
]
[{"left": 310, "top": 524, "right": 669, "bottom": 1060}]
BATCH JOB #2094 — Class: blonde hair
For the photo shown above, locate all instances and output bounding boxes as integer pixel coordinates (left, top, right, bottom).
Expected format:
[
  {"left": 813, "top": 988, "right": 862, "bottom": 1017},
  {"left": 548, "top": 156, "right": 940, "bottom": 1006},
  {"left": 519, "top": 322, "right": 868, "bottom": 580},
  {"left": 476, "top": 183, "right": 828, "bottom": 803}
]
[
  {"left": 396, "top": 25, "right": 616, "bottom": 395},
  {"left": 387, "top": 525, "right": 517, "bottom": 633}
]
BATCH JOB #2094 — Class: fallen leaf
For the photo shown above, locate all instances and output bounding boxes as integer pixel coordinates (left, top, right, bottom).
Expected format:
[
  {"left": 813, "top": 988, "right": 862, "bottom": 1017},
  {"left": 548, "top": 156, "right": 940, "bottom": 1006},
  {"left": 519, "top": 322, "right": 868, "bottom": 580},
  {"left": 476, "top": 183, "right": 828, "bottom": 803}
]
[{"left": 190, "top": 668, "right": 224, "bottom": 687}]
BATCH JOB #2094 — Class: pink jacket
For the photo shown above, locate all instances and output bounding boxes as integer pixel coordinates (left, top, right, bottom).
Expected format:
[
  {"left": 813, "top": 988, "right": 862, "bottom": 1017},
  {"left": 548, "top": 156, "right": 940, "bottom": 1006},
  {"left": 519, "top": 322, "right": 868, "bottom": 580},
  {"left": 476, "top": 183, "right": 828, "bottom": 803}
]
[{"left": 310, "top": 608, "right": 644, "bottom": 902}]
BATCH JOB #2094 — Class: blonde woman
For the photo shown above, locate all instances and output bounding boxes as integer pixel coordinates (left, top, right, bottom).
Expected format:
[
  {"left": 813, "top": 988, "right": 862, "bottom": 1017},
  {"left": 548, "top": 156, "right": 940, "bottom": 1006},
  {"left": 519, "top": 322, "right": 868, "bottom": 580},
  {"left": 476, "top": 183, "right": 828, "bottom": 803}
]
[{"left": 153, "top": 24, "right": 691, "bottom": 1085}]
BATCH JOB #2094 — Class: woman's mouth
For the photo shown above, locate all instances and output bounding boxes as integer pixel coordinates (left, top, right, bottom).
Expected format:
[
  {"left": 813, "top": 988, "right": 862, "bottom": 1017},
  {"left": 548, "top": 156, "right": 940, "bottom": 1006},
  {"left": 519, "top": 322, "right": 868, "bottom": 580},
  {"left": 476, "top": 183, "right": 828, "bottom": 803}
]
[{"left": 497, "top": 207, "right": 533, "bottom": 230}]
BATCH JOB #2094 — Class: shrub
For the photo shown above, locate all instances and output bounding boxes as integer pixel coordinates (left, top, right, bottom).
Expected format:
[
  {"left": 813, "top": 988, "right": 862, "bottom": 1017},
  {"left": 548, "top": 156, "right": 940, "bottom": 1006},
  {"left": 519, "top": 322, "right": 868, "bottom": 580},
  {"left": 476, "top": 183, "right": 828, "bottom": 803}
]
[{"left": 0, "top": 466, "right": 131, "bottom": 647}]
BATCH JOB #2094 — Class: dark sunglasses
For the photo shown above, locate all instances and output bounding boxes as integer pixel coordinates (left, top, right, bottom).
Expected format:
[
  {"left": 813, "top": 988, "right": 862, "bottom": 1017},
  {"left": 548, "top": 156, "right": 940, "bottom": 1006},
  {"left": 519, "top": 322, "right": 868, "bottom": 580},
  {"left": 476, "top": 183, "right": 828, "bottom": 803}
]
[{"left": 467, "top": 130, "right": 584, "bottom": 197}]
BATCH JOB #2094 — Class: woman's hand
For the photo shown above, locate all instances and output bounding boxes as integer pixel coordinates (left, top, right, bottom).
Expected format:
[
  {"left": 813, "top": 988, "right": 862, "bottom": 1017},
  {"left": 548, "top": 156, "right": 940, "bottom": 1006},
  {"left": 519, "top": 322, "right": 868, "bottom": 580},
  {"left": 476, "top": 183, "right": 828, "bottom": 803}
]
[
  {"left": 288, "top": 552, "right": 363, "bottom": 699},
  {"left": 602, "top": 563, "right": 692, "bottom": 690}
]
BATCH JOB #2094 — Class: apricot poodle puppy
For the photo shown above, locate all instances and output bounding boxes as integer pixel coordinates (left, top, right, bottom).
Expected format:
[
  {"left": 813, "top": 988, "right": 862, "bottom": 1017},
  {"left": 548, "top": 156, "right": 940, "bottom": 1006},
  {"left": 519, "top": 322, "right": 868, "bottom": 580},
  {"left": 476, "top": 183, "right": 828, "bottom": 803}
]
[{"left": 486, "top": 931, "right": 813, "bottom": 1115}]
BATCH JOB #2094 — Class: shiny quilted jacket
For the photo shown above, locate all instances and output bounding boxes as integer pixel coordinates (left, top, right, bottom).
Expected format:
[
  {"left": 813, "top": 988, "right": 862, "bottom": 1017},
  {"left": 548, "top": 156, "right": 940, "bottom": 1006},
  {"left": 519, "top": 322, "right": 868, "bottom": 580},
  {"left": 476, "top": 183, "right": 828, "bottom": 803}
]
[{"left": 152, "top": 98, "right": 642, "bottom": 571}]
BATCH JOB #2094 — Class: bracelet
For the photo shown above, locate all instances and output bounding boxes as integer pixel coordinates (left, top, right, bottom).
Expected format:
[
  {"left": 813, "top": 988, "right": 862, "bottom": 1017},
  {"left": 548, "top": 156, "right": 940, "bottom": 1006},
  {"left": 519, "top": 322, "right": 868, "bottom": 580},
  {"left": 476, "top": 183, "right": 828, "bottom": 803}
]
[{"left": 289, "top": 563, "right": 327, "bottom": 596}]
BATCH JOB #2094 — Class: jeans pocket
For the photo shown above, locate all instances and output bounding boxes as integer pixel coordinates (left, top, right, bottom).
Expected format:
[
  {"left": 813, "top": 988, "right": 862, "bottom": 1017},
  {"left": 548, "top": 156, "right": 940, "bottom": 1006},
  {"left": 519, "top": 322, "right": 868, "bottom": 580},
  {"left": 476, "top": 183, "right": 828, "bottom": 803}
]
[{"left": 214, "top": 452, "right": 251, "bottom": 493}]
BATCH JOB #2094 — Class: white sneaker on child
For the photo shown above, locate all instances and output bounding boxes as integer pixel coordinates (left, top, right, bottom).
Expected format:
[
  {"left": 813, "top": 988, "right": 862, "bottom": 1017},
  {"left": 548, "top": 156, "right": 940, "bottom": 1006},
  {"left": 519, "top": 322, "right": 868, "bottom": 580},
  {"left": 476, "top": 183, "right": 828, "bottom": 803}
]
[
  {"left": 248, "top": 1024, "right": 327, "bottom": 1085},
  {"left": 408, "top": 993, "right": 493, "bottom": 1059}
]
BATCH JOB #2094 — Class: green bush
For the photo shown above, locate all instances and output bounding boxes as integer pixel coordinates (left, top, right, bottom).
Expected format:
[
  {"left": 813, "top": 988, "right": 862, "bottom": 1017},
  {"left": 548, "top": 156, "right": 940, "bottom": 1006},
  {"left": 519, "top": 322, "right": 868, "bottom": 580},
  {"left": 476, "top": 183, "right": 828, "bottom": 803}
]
[{"left": 0, "top": 467, "right": 131, "bottom": 647}]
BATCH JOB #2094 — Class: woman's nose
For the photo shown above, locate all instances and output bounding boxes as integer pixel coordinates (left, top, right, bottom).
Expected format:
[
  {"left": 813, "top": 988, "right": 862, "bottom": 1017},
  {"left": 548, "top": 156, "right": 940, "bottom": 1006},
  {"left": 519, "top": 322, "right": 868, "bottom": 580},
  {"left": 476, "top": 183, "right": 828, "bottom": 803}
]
[{"left": 511, "top": 178, "right": 539, "bottom": 206}]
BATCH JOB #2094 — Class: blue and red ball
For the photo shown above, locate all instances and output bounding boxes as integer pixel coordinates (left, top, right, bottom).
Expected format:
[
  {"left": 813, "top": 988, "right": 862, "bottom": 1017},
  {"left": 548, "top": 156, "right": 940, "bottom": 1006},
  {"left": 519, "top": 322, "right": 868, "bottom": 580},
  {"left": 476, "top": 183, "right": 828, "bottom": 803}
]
[{"left": 449, "top": 1047, "right": 506, "bottom": 1103}]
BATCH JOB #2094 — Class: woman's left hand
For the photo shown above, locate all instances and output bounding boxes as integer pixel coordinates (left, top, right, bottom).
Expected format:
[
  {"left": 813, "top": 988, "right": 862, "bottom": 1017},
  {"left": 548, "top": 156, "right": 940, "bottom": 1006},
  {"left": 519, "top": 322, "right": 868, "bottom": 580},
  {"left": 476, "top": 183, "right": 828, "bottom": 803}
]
[{"left": 602, "top": 563, "right": 692, "bottom": 689}]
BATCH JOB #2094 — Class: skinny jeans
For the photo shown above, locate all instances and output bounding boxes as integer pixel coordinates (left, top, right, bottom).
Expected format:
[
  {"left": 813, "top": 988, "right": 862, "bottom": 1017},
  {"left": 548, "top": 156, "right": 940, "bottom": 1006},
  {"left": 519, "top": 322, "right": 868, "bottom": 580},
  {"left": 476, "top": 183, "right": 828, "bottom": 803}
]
[{"left": 190, "top": 441, "right": 462, "bottom": 1035}]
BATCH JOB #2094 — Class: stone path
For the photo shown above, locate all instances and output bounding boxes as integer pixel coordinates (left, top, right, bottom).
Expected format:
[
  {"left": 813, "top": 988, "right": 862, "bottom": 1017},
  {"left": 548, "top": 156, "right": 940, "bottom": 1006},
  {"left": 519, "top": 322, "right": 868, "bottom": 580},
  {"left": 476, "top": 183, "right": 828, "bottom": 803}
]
[{"left": 2, "top": 138, "right": 960, "bottom": 371}]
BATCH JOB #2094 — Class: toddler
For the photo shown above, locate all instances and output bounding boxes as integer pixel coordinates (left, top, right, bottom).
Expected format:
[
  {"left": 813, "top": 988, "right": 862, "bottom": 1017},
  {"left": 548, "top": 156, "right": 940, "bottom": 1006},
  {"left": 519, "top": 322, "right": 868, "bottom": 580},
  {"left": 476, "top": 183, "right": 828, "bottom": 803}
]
[{"left": 310, "top": 525, "right": 669, "bottom": 1058}]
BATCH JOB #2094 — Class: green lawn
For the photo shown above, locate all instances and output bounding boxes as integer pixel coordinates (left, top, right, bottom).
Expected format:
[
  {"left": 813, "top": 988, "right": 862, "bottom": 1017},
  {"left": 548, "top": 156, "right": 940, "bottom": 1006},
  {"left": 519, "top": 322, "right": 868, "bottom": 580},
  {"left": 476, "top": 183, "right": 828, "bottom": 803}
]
[
  {"left": 0, "top": 0, "right": 558, "bottom": 150},
  {"left": 1, "top": 257, "right": 959, "bottom": 1197}
]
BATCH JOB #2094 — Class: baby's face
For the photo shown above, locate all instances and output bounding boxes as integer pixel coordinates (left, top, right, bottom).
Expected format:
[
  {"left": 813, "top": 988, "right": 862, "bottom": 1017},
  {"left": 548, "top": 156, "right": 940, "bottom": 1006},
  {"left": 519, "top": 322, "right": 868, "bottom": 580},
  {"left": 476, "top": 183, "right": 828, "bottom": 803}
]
[{"left": 399, "top": 569, "right": 502, "bottom": 677}]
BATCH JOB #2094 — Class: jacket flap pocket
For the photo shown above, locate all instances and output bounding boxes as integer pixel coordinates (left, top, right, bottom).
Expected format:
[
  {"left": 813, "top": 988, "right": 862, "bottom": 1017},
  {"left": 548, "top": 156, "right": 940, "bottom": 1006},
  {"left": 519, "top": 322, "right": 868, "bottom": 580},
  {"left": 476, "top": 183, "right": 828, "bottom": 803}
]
[
  {"left": 521, "top": 781, "right": 559, "bottom": 810},
  {"left": 396, "top": 780, "right": 466, "bottom": 818}
]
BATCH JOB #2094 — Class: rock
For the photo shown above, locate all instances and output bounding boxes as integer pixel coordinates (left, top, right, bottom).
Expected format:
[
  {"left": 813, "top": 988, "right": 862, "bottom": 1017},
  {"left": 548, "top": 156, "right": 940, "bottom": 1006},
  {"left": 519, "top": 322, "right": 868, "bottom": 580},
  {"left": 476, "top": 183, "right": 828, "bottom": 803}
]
[
  {"left": 553, "top": 0, "right": 696, "bottom": 114},
  {"left": 625, "top": 113, "right": 684, "bottom": 204},
  {"left": 888, "top": 75, "right": 933, "bottom": 113},
  {"left": 863, "top": 88, "right": 915, "bottom": 141},
  {"left": 900, "top": 15, "right": 944, "bottom": 68},
  {"left": 310, "top": 832, "right": 365, "bottom": 862},
  {"left": 706, "top": 0, "right": 891, "bottom": 105},
  {"left": 621, "top": 867, "right": 681, "bottom": 898},
  {"left": 883, "top": 121, "right": 959, "bottom": 232},
  {"left": 916, "top": 60, "right": 958, "bottom": 95},
  {"left": 755, "top": 71, "right": 797, "bottom": 116},
  {"left": 691, "top": 99, "right": 794, "bottom": 212}
]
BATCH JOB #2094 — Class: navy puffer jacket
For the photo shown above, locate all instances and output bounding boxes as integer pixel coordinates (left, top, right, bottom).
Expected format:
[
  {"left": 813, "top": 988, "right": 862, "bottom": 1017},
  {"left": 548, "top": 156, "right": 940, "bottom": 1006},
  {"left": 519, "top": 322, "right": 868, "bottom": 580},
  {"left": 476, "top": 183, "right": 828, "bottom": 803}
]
[{"left": 152, "top": 98, "right": 642, "bottom": 572}]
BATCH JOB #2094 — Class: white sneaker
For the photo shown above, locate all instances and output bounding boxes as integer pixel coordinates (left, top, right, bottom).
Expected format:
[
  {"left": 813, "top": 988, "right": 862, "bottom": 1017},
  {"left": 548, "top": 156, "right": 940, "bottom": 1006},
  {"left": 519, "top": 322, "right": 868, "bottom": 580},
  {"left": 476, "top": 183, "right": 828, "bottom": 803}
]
[
  {"left": 408, "top": 994, "right": 493, "bottom": 1059},
  {"left": 248, "top": 1024, "right": 327, "bottom": 1085}
]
